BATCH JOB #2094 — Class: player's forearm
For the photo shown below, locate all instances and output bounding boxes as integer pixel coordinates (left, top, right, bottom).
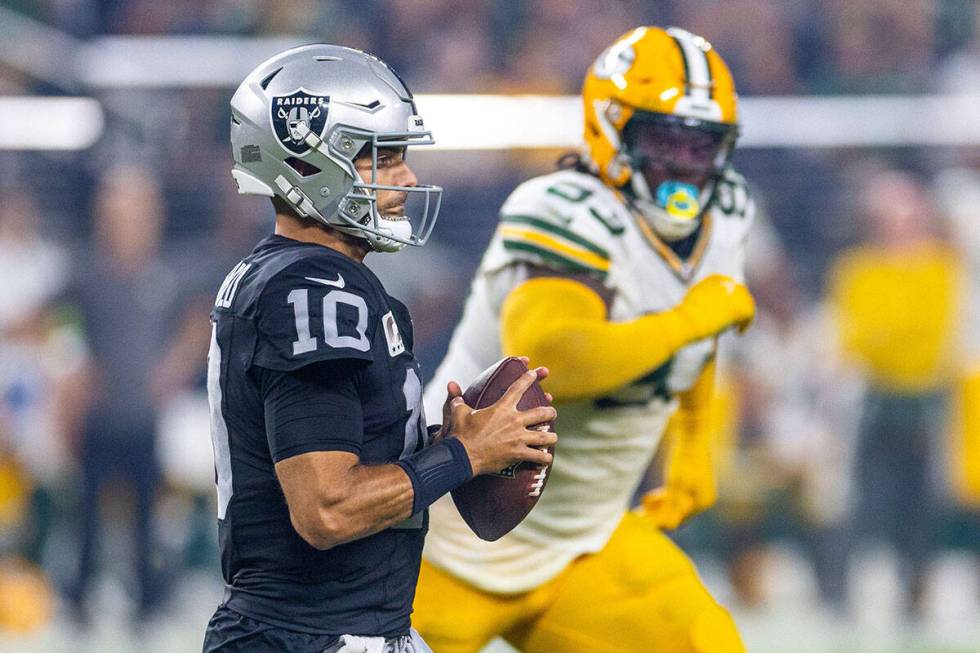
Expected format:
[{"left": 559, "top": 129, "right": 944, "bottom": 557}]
[
  {"left": 672, "top": 357, "right": 716, "bottom": 446},
  {"left": 501, "top": 279, "right": 689, "bottom": 401},
  {"left": 509, "top": 317, "right": 688, "bottom": 401},
  {"left": 311, "top": 463, "right": 416, "bottom": 549},
  {"left": 278, "top": 450, "right": 415, "bottom": 550},
  {"left": 295, "top": 438, "right": 472, "bottom": 550}
]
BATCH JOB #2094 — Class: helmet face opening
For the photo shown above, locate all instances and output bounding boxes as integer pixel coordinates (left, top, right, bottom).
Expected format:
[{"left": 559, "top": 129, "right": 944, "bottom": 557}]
[
  {"left": 623, "top": 111, "right": 736, "bottom": 196},
  {"left": 336, "top": 127, "right": 442, "bottom": 250}
]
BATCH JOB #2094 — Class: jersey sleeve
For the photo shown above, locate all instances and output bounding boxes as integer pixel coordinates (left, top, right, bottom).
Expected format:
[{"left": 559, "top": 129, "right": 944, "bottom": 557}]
[
  {"left": 257, "top": 361, "right": 364, "bottom": 462},
  {"left": 488, "top": 173, "right": 620, "bottom": 282},
  {"left": 252, "top": 258, "right": 379, "bottom": 371}
]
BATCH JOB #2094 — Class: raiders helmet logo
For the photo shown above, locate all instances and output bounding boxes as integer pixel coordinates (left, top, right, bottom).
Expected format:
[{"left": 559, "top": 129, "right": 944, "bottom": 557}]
[{"left": 271, "top": 90, "right": 330, "bottom": 155}]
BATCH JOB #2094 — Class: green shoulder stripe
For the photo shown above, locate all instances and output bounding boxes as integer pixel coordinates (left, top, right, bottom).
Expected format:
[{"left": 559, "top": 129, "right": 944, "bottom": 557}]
[
  {"left": 502, "top": 239, "right": 608, "bottom": 279},
  {"left": 500, "top": 214, "right": 610, "bottom": 260}
]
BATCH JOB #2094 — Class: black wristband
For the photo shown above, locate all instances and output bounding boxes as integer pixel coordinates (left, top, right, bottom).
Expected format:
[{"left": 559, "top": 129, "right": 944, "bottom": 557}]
[{"left": 396, "top": 438, "right": 473, "bottom": 515}]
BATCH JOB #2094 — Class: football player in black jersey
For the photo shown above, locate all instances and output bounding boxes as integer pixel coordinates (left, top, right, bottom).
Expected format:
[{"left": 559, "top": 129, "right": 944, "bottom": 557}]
[{"left": 203, "top": 45, "right": 557, "bottom": 652}]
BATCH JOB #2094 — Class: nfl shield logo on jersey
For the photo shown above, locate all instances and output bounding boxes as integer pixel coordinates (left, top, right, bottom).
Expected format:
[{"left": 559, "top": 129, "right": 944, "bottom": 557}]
[{"left": 271, "top": 90, "right": 330, "bottom": 155}]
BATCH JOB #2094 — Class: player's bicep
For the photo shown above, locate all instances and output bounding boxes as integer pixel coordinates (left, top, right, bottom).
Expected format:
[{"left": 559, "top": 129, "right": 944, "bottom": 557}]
[
  {"left": 275, "top": 449, "right": 360, "bottom": 549},
  {"left": 524, "top": 263, "right": 614, "bottom": 309},
  {"left": 275, "top": 451, "right": 358, "bottom": 498},
  {"left": 499, "top": 268, "right": 610, "bottom": 359}
]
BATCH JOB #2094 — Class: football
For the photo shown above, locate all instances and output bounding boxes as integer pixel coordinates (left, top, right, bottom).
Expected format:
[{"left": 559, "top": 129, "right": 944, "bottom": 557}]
[{"left": 451, "top": 357, "right": 556, "bottom": 541}]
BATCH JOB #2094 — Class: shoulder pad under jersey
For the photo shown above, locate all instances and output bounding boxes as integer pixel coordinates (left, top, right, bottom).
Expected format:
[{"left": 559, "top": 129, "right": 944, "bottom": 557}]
[
  {"left": 492, "top": 170, "right": 626, "bottom": 280},
  {"left": 252, "top": 252, "right": 381, "bottom": 371}
]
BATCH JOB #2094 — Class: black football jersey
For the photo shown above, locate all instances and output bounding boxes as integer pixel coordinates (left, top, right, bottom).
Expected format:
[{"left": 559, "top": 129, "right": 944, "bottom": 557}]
[{"left": 207, "top": 235, "right": 429, "bottom": 636}]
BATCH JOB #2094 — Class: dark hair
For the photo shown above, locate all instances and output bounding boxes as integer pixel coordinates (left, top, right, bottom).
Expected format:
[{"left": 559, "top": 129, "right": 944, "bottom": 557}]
[{"left": 557, "top": 151, "right": 590, "bottom": 174}]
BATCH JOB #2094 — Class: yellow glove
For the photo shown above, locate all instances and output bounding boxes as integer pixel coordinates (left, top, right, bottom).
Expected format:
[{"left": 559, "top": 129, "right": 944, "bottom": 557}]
[
  {"left": 642, "top": 358, "right": 718, "bottom": 530},
  {"left": 678, "top": 274, "right": 755, "bottom": 339}
]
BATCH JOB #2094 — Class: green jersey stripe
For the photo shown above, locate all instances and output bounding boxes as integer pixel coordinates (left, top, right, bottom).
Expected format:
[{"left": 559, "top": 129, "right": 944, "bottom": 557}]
[
  {"left": 501, "top": 214, "right": 610, "bottom": 260},
  {"left": 502, "top": 239, "right": 608, "bottom": 279}
]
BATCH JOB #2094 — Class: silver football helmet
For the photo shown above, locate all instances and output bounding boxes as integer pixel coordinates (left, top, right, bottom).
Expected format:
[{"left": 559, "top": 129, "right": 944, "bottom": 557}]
[{"left": 230, "top": 44, "right": 442, "bottom": 252}]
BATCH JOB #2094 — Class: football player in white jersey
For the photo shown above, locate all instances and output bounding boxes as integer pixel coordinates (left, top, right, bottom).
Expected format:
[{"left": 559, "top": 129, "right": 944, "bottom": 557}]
[{"left": 413, "top": 26, "right": 755, "bottom": 653}]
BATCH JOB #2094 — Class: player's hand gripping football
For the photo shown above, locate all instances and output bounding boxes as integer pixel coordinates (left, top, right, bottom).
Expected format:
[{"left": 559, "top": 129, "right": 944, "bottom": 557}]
[
  {"left": 641, "top": 435, "right": 716, "bottom": 530},
  {"left": 435, "top": 369, "right": 555, "bottom": 441},
  {"left": 677, "top": 274, "right": 755, "bottom": 340},
  {"left": 446, "top": 366, "right": 557, "bottom": 477}
]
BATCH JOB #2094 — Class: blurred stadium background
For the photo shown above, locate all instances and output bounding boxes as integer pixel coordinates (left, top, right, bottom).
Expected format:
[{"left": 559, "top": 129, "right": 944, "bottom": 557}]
[{"left": 2, "top": 1, "right": 980, "bottom": 651}]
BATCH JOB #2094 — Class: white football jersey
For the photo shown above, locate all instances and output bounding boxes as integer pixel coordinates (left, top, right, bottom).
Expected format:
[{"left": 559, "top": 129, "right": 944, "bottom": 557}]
[{"left": 422, "top": 167, "right": 753, "bottom": 593}]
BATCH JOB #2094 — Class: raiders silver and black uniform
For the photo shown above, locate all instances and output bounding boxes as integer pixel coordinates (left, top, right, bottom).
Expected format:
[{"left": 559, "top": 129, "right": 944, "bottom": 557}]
[{"left": 204, "top": 235, "right": 431, "bottom": 651}]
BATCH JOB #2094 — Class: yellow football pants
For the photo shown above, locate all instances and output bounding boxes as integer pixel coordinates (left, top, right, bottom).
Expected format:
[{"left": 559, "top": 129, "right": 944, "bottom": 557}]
[{"left": 413, "top": 511, "right": 744, "bottom": 653}]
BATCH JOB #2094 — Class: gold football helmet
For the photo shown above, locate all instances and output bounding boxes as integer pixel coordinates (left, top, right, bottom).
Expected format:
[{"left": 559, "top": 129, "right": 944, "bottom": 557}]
[{"left": 582, "top": 26, "right": 739, "bottom": 240}]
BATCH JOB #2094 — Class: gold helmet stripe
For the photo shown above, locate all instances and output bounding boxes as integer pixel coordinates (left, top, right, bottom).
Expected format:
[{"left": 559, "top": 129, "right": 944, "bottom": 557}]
[{"left": 666, "top": 27, "right": 711, "bottom": 103}]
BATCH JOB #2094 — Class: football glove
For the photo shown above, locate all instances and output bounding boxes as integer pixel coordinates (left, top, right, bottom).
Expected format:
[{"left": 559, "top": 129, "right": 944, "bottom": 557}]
[{"left": 676, "top": 274, "right": 755, "bottom": 339}]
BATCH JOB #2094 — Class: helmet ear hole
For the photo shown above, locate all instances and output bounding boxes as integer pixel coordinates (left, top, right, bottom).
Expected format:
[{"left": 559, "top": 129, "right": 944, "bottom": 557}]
[{"left": 284, "top": 157, "right": 322, "bottom": 177}]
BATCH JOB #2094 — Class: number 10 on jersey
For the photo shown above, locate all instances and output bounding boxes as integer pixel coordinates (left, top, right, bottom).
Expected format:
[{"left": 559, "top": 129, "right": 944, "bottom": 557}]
[{"left": 287, "top": 288, "right": 371, "bottom": 356}]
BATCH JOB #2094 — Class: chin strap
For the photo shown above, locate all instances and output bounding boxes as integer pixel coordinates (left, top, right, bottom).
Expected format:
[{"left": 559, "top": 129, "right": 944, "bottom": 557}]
[
  {"left": 274, "top": 175, "right": 321, "bottom": 220},
  {"left": 357, "top": 214, "right": 409, "bottom": 252},
  {"left": 273, "top": 174, "right": 399, "bottom": 253}
]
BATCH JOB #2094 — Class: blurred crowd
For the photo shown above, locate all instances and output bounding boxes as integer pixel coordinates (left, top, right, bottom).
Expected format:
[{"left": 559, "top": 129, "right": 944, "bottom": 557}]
[
  {"left": 2, "top": 0, "right": 974, "bottom": 92},
  {"left": 2, "top": 0, "right": 980, "bottom": 647}
]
